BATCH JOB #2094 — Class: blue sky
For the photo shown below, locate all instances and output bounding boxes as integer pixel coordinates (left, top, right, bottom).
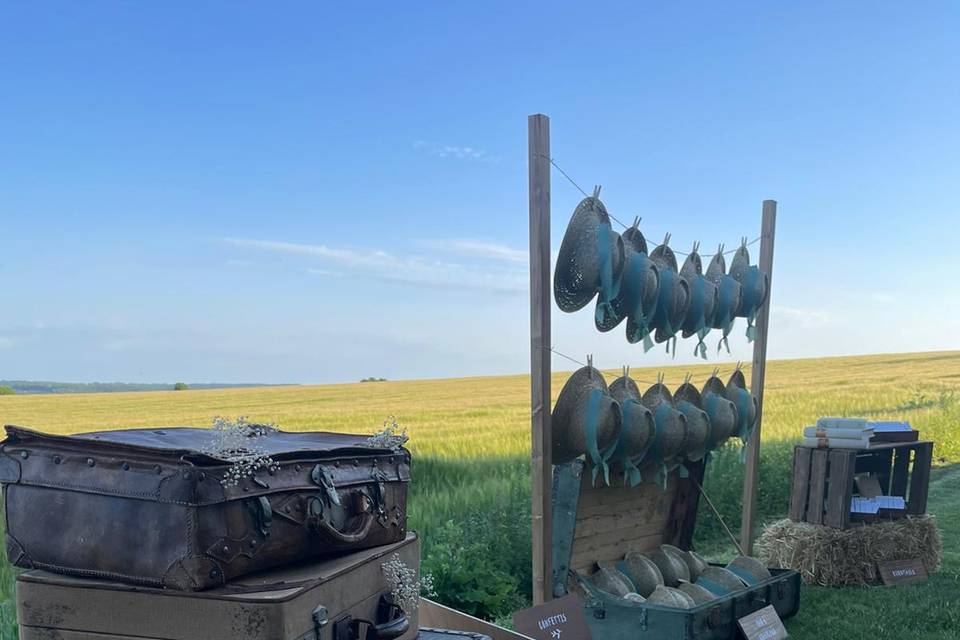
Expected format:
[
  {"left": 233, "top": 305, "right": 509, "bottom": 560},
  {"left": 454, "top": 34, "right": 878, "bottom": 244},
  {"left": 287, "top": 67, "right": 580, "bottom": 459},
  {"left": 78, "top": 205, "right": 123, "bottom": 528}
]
[{"left": 2, "top": 2, "right": 958, "bottom": 384}]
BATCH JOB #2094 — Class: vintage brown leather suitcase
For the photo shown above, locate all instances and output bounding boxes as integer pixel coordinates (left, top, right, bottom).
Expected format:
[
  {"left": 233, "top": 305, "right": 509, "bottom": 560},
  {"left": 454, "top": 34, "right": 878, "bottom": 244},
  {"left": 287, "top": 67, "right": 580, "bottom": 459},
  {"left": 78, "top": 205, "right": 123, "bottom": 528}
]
[
  {"left": 0, "top": 424, "right": 409, "bottom": 590},
  {"left": 17, "top": 533, "right": 422, "bottom": 640}
]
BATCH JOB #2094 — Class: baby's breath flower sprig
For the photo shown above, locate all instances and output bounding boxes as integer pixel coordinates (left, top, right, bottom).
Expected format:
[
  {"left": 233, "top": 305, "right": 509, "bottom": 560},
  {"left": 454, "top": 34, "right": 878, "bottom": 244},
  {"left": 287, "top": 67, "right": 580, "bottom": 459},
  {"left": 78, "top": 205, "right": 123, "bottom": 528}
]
[
  {"left": 381, "top": 553, "right": 434, "bottom": 612},
  {"left": 365, "top": 416, "right": 409, "bottom": 450},
  {"left": 203, "top": 416, "right": 281, "bottom": 487}
]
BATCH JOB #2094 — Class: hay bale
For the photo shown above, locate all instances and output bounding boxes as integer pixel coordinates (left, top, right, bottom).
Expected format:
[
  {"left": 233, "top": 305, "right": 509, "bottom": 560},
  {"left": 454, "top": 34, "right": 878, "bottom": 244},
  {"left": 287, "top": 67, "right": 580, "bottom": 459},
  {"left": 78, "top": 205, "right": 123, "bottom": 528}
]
[{"left": 756, "top": 516, "right": 942, "bottom": 587}]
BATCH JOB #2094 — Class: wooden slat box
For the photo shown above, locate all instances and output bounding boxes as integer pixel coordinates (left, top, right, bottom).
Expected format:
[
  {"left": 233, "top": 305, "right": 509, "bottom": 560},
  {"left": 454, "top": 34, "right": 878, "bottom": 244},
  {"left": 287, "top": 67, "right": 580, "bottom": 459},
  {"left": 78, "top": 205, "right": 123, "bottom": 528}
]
[
  {"left": 551, "top": 460, "right": 801, "bottom": 640},
  {"left": 789, "top": 441, "right": 933, "bottom": 529}
]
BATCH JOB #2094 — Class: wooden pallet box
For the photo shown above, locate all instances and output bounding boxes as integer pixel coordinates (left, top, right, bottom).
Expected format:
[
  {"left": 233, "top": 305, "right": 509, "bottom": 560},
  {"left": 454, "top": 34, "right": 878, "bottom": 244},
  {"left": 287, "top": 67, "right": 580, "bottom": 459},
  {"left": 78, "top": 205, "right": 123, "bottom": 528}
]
[
  {"left": 789, "top": 441, "right": 933, "bottom": 529},
  {"left": 551, "top": 460, "right": 800, "bottom": 640}
]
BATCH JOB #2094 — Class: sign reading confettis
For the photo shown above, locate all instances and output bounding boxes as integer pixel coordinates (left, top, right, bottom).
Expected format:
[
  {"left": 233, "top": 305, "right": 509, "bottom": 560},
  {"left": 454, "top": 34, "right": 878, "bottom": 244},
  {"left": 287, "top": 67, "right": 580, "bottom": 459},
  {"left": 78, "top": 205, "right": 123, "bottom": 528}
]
[
  {"left": 737, "top": 604, "right": 788, "bottom": 640},
  {"left": 513, "top": 594, "right": 592, "bottom": 640}
]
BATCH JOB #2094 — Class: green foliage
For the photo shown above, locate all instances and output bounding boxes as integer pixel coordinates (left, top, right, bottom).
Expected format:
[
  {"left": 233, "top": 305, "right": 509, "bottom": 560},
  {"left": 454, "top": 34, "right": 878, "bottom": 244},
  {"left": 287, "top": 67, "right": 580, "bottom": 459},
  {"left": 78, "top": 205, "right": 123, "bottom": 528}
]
[
  {"left": 0, "top": 387, "right": 14, "bottom": 396},
  {"left": 693, "top": 440, "right": 797, "bottom": 549},
  {"left": 173, "top": 382, "right": 189, "bottom": 391},
  {"left": 409, "top": 455, "right": 532, "bottom": 621},
  {"left": 360, "top": 377, "right": 388, "bottom": 382},
  {"left": 896, "top": 390, "right": 956, "bottom": 412},
  {"left": 421, "top": 518, "right": 528, "bottom": 619},
  {"left": 0, "top": 601, "right": 14, "bottom": 640},
  {"left": 0, "top": 513, "right": 17, "bottom": 639}
]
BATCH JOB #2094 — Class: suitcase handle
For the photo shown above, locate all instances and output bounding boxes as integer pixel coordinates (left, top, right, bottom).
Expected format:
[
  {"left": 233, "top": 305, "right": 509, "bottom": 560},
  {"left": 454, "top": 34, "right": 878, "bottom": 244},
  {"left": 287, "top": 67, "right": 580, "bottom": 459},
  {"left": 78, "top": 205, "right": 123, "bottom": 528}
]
[
  {"left": 330, "top": 593, "right": 411, "bottom": 640},
  {"left": 306, "top": 495, "right": 376, "bottom": 544},
  {"left": 366, "top": 611, "right": 410, "bottom": 639},
  {"left": 331, "top": 613, "right": 410, "bottom": 640}
]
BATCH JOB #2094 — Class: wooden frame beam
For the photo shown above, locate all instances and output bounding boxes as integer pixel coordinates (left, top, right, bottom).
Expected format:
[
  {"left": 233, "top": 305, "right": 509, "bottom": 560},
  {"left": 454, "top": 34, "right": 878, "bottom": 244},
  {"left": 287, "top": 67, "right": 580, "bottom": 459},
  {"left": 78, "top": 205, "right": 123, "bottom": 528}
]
[
  {"left": 740, "top": 200, "right": 777, "bottom": 554},
  {"left": 528, "top": 114, "right": 553, "bottom": 604}
]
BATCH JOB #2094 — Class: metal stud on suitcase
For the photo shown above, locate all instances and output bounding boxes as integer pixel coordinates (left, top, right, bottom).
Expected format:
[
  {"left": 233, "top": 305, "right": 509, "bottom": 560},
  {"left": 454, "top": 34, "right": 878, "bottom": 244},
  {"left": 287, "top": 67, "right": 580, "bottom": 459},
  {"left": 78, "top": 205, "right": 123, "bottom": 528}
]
[{"left": 16, "top": 533, "right": 422, "bottom": 640}]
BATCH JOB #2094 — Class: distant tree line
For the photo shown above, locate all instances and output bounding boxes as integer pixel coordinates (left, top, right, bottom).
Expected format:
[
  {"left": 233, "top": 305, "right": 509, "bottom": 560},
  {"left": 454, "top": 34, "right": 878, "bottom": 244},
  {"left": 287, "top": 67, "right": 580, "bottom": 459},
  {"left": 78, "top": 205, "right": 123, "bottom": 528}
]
[
  {"left": 0, "top": 380, "right": 291, "bottom": 395},
  {"left": 360, "top": 377, "right": 388, "bottom": 383}
]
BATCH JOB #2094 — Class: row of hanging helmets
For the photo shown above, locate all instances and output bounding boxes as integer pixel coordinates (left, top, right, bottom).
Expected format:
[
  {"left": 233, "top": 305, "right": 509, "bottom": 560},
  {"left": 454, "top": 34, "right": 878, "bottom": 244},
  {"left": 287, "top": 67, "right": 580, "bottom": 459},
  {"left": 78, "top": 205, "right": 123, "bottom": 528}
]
[
  {"left": 552, "top": 361, "right": 759, "bottom": 488},
  {"left": 554, "top": 188, "right": 770, "bottom": 358}
]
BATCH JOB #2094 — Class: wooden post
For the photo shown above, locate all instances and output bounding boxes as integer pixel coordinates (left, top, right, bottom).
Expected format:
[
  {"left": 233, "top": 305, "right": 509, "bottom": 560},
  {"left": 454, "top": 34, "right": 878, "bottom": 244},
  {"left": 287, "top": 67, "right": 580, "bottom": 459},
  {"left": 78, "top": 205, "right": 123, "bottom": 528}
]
[
  {"left": 740, "top": 200, "right": 777, "bottom": 555},
  {"left": 528, "top": 114, "right": 553, "bottom": 604}
]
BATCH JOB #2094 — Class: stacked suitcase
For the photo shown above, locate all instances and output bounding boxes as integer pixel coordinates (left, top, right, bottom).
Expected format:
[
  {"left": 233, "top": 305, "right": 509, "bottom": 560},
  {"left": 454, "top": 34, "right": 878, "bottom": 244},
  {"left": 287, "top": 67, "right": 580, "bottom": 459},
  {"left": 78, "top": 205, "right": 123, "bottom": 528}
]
[{"left": 1, "top": 425, "right": 488, "bottom": 640}]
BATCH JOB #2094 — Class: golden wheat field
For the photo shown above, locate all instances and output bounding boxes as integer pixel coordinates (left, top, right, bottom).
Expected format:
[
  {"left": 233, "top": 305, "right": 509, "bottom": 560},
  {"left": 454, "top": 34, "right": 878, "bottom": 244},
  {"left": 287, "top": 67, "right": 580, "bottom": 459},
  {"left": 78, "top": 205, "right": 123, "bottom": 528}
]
[{"left": 2, "top": 351, "right": 959, "bottom": 463}]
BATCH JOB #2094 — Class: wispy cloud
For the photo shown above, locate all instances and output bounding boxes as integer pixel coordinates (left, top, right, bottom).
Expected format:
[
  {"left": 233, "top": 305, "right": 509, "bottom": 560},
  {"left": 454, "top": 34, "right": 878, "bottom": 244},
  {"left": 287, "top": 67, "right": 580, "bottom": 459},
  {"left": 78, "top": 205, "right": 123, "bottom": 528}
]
[
  {"left": 0, "top": 336, "right": 15, "bottom": 349},
  {"left": 869, "top": 292, "right": 896, "bottom": 304},
  {"left": 771, "top": 306, "right": 830, "bottom": 328},
  {"left": 101, "top": 337, "right": 145, "bottom": 352},
  {"left": 421, "top": 239, "right": 527, "bottom": 264},
  {"left": 304, "top": 268, "right": 343, "bottom": 277},
  {"left": 223, "top": 237, "right": 525, "bottom": 294},
  {"left": 413, "top": 140, "right": 496, "bottom": 162}
]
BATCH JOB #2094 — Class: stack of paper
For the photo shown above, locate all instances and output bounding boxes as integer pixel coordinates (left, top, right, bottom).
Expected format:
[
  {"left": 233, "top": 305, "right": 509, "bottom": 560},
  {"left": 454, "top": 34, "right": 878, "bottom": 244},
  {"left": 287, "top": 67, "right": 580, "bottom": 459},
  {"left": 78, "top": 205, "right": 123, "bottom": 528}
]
[
  {"left": 818, "top": 417, "right": 869, "bottom": 430},
  {"left": 850, "top": 474, "right": 906, "bottom": 514},
  {"left": 850, "top": 496, "right": 906, "bottom": 514},
  {"left": 876, "top": 496, "right": 906, "bottom": 509},
  {"left": 851, "top": 497, "right": 880, "bottom": 514},
  {"left": 871, "top": 421, "right": 912, "bottom": 433},
  {"left": 800, "top": 417, "right": 874, "bottom": 449}
]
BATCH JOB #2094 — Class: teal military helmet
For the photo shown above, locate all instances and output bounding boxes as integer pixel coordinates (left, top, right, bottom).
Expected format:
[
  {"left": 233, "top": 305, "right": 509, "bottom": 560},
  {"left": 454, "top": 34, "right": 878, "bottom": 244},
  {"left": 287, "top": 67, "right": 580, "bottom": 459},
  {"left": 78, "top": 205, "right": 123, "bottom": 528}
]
[
  {"left": 554, "top": 188, "right": 625, "bottom": 326},
  {"left": 648, "top": 235, "right": 690, "bottom": 356},
  {"left": 705, "top": 246, "right": 743, "bottom": 354},
  {"left": 679, "top": 243, "right": 719, "bottom": 359},
  {"left": 551, "top": 361, "right": 622, "bottom": 474}
]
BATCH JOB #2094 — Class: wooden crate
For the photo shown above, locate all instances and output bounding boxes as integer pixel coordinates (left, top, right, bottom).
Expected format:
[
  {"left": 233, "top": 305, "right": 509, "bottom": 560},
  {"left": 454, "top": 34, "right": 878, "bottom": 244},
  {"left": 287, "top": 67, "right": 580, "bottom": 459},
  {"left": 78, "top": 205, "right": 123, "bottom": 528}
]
[{"left": 788, "top": 441, "right": 933, "bottom": 529}]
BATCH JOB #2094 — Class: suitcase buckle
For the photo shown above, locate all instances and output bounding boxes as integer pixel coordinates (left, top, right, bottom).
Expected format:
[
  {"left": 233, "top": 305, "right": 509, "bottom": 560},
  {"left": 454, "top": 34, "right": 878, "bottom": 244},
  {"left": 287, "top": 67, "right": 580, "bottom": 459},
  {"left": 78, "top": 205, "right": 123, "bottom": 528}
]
[
  {"left": 370, "top": 469, "right": 389, "bottom": 524},
  {"left": 246, "top": 496, "right": 273, "bottom": 537},
  {"left": 312, "top": 464, "right": 342, "bottom": 507},
  {"left": 312, "top": 605, "right": 329, "bottom": 639}
]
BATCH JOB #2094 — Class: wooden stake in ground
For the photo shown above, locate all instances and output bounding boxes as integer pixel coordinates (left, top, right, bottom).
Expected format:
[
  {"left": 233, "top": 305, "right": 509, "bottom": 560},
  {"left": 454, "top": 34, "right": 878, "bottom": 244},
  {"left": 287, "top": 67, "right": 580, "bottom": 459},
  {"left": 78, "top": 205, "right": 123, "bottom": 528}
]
[
  {"left": 528, "top": 113, "right": 553, "bottom": 604},
  {"left": 740, "top": 200, "right": 777, "bottom": 555}
]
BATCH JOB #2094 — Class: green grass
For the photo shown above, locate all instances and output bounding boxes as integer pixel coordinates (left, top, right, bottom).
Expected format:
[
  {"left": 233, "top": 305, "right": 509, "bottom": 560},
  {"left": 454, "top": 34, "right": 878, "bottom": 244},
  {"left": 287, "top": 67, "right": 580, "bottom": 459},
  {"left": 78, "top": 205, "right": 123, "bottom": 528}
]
[{"left": 1, "top": 351, "right": 959, "bottom": 635}]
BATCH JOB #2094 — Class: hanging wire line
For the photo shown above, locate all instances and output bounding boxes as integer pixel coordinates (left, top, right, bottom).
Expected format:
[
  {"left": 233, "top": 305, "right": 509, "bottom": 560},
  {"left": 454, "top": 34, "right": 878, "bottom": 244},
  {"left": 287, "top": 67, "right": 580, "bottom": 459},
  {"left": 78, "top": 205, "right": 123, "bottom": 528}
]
[
  {"left": 545, "top": 346, "right": 654, "bottom": 384},
  {"left": 543, "top": 155, "right": 589, "bottom": 199},
  {"left": 538, "top": 153, "right": 761, "bottom": 256},
  {"left": 692, "top": 475, "right": 744, "bottom": 555},
  {"left": 543, "top": 345, "right": 748, "bottom": 387}
]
